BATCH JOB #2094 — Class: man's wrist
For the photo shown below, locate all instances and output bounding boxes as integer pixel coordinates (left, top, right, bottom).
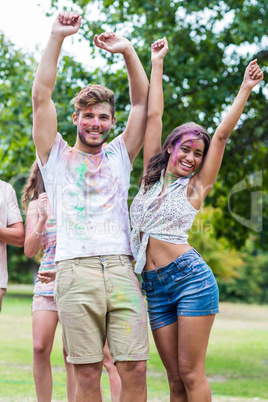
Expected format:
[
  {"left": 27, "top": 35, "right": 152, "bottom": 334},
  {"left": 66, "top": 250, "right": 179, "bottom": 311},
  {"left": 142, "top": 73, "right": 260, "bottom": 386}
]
[
  {"left": 50, "top": 31, "right": 66, "bottom": 44},
  {"left": 122, "top": 42, "right": 135, "bottom": 58}
]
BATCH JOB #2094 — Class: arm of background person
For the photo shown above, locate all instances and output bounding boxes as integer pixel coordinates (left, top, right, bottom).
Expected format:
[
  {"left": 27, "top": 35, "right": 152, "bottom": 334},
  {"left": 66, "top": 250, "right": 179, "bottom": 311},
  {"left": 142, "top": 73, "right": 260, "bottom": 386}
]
[
  {"left": 0, "top": 223, "right": 24, "bottom": 247},
  {"left": 143, "top": 37, "right": 169, "bottom": 172},
  {"left": 32, "top": 11, "right": 82, "bottom": 165},
  {"left": 24, "top": 194, "right": 49, "bottom": 258},
  {"left": 94, "top": 32, "right": 149, "bottom": 163}
]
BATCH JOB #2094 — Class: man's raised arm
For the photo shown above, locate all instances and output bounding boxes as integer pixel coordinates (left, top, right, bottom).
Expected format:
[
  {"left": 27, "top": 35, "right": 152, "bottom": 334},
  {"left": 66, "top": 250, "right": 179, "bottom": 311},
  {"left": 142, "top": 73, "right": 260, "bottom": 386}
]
[
  {"left": 32, "top": 11, "right": 81, "bottom": 165},
  {"left": 94, "top": 32, "right": 149, "bottom": 163}
]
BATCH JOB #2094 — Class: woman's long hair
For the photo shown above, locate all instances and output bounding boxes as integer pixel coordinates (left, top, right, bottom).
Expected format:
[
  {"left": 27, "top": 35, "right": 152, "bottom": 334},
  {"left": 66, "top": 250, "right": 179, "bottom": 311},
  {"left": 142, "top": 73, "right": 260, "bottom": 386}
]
[
  {"left": 21, "top": 161, "right": 45, "bottom": 213},
  {"left": 142, "top": 122, "right": 211, "bottom": 191},
  {"left": 21, "top": 161, "right": 46, "bottom": 261}
]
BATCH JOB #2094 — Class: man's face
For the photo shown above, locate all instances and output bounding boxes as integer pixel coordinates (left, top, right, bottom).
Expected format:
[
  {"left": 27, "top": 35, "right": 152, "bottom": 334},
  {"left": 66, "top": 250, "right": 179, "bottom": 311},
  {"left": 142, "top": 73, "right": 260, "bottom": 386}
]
[{"left": 73, "top": 102, "right": 116, "bottom": 153}]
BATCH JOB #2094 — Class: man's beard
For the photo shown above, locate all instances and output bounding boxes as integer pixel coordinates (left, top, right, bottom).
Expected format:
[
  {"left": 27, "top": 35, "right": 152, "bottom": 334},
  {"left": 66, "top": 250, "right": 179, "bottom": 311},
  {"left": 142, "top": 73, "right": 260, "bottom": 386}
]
[{"left": 78, "top": 130, "right": 110, "bottom": 148}]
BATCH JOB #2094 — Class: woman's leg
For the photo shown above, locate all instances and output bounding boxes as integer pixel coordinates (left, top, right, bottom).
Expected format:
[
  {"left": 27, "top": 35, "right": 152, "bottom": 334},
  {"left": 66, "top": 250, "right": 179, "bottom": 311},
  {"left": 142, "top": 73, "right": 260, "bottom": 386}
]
[
  {"left": 103, "top": 340, "right": 121, "bottom": 402},
  {"left": 62, "top": 341, "right": 76, "bottom": 402},
  {"left": 177, "top": 314, "right": 215, "bottom": 402},
  {"left": 32, "top": 310, "right": 58, "bottom": 402},
  {"left": 153, "top": 321, "right": 187, "bottom": 402}
]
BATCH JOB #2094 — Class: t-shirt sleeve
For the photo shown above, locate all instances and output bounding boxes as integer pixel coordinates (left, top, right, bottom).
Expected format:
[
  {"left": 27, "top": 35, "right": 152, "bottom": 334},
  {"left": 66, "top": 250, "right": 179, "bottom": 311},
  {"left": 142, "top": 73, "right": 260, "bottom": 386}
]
[
  {"left": 36, "top": 133, "right": 69, "bottom": 177},
  {"left": 105, "top": 134, "right": 132, "bottom": 173},
  {"left": 6, "top": 184, "right": 23, "bottom": 226}
]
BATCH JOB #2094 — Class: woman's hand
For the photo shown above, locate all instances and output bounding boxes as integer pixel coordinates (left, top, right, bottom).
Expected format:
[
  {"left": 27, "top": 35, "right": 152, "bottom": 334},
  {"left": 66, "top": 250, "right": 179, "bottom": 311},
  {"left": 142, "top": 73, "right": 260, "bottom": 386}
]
[
  {"left": 38, "top": 270, "right": 56, "bottom": 283},
  {"left": 243, "top": 59, "right": 263, "bottom": 90},
  {"left": 38, "top": 193, "right": 49, "bottom": 223}
]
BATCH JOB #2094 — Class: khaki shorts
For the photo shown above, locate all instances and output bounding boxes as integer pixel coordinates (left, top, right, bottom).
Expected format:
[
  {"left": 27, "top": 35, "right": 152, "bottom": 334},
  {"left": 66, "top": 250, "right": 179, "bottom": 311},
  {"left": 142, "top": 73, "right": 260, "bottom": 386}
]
[{"left": 54, "top": 255, "right": 149, "bottom": 365}]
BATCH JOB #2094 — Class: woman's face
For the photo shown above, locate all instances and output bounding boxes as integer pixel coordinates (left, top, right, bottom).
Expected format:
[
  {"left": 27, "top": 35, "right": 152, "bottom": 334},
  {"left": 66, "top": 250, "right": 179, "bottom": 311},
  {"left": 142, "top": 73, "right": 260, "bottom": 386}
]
[{"left": 167, "top": 134, "right": 205, "bottom": 178}]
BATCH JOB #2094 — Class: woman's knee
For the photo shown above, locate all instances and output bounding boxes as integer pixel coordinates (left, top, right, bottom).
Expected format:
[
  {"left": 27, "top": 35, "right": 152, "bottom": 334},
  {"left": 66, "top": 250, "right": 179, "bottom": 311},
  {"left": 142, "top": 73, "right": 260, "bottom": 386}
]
[
  {"left": 33, "top": 339, "right": 52, "bottom": 357},
  {"left": 179, "top": 362, "right": 205, "bottom": 390},
  {"left": 167, "top": 369, "right": 185, "bottom": 394}
]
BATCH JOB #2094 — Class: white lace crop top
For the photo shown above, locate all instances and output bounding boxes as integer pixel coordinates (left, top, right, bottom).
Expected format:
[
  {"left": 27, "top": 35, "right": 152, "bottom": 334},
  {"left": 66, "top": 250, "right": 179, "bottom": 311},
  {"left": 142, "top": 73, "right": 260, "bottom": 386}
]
[{"left": 130, "top": 171, "right": 200, "bottom": 273}]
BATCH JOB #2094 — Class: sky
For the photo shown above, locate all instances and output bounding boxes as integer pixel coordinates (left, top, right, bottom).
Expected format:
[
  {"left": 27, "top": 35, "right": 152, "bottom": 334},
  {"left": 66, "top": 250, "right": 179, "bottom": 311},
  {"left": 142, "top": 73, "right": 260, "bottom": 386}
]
[
  {"left": 2, "top": 1, "right": 267, "bottom": 63},
  {"left": 0, "top": 0, "right": 98, "bottom": 68}
]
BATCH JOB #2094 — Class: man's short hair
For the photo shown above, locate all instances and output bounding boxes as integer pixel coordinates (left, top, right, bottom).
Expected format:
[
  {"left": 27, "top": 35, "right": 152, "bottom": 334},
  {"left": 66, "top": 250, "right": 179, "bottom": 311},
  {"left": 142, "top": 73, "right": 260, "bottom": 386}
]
[{"left": 72, "top": 84, "right": 115, "bottom": 118}]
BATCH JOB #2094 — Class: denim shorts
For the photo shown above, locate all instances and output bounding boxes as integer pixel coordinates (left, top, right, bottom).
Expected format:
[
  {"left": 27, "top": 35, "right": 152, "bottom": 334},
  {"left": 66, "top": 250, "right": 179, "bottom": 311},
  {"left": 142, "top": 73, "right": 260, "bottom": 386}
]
[{"left": 141, "top": 248, "right": 219, "bottom": 331}]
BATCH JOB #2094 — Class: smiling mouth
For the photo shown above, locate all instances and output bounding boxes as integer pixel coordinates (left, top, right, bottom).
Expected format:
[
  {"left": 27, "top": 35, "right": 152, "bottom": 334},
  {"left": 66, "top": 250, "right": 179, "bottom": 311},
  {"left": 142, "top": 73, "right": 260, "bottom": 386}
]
[
  {"left": 180, "top": 161, "right": 194, "bottom": 169},
  {"left": 85, "top": 130, "right": 102, "bottom": 136}
]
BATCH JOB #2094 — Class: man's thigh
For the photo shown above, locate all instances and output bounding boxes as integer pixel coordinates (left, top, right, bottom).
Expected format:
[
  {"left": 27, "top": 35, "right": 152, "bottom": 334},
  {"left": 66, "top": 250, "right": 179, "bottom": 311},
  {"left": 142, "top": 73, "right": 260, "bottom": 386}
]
[
  {"left": 104, "top": 255, "right": 150, "bottom": 363},
  {"left": 54, "top": 257, "right": 107, "bottom": 365}
]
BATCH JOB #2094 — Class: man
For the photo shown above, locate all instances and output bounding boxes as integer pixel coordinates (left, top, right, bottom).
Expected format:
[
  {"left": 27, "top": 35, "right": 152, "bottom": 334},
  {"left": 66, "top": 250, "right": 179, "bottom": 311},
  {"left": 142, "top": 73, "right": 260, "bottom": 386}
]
[
  {"left": 0, "top": 180, "right": 24, "bottom": 311},
  {"left": 32, "top": 11, "right": 149, "bottom": 401}
]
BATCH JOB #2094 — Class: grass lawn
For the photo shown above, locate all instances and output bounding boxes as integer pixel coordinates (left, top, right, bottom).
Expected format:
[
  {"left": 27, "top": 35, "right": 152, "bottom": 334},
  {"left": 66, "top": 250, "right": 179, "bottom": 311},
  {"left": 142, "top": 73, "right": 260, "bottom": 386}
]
[{"left": 0, "top": 285, "right": 268, "bottom": 401}]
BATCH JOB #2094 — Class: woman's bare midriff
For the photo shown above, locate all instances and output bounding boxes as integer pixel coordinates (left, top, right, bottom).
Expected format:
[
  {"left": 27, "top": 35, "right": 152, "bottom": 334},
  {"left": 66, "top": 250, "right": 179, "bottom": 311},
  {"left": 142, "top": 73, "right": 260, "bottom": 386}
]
[{"left": 144, "top": 235, "right": 192, "bottom": 271}]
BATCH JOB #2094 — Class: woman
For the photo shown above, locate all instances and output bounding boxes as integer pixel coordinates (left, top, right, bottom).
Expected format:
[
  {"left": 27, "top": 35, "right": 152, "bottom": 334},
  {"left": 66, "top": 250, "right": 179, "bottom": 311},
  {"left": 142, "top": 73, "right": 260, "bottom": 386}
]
[
  {"left": 130, "top": 38, "right": 263, "bottom": 401},
  {"left": 22, "top": 161, "right": 76, "bottom": 402}
]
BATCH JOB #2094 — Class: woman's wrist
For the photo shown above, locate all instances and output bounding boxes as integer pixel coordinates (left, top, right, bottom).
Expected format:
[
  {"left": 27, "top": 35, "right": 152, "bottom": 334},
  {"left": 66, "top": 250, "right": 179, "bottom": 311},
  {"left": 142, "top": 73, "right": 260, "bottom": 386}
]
[
  {"left": 33, "top": 228, "right": 44, "bottom": 237},
  {"left": 33, "top": 219, "right": 46, "bottom": 237}
]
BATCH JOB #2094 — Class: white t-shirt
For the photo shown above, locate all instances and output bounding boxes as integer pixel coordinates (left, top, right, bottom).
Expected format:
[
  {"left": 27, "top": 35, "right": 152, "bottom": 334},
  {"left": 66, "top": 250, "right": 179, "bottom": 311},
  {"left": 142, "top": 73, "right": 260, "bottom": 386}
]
[
  {"left": 37, "top": 133, "right": 133, "bottom": 262},
  {"left": 0, "top": 181, "right": 23, "bottom": 288}
]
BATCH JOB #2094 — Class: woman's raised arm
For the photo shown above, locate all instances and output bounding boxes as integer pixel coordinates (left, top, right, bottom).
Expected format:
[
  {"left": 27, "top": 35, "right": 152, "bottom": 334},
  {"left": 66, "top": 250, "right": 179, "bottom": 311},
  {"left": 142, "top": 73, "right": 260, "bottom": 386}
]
[
  {"left": 196, "top": 59, "right": 263, "bottom": 198},
  {"left": 143, "top": 37, "right": 169, "bottom": 172}
]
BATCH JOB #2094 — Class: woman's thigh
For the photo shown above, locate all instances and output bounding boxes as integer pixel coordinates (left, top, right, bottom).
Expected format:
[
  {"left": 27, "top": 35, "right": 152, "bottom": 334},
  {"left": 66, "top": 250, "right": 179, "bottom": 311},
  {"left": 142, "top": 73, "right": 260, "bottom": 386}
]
[
  {"left": 152, "top": 321, "right": 179, "bottom": 372},
  {"left": 32, "top": 309, "right": 59, "bottom": 350},
  {"left": 177, "top": 314, "right": 215, "bottom": 372}
]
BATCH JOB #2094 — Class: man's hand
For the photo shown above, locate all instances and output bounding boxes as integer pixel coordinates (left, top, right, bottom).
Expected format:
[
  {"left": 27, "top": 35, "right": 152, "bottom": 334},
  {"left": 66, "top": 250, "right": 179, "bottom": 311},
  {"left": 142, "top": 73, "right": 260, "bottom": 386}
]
[
  {"left": 51, "top": 11, "right": 82, "bottom": 40},
  {"left": 94, "top": 31, "right": 131, "bottom": 55},
  {"left": 243, "top": 59, "right": 263, "bottom": 90},
  {"left": 151, "top": 37, "right": 169, "bottom": 62}
]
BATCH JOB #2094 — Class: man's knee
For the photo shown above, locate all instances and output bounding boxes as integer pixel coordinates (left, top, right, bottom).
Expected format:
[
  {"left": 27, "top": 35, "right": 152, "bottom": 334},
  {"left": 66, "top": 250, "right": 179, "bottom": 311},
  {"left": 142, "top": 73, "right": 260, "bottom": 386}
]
[
  {"left": 117, "top": 360, "right": 147, "bottom": 384},
  {"left": 74, "top": 362, "right": 103, "bottom": 389}
]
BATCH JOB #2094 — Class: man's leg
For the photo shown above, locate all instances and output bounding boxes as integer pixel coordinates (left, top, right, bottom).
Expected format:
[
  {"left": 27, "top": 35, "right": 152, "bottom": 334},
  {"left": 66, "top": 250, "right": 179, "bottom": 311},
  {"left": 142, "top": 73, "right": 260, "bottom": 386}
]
[
  {"left": 55, "top": 257, "right": 107, "bottom": 400},
  {"left": 73, "top": 362, "right": 103, "bottom": 402},
  {"left": 0, "top": 288, "right": 7, "bottom": 312},
  {"left": 116, "top": 360, "right": 147, "bottom": 402},
  {"left": 105, "top": 255, "right": 149, "bottom": 401}
]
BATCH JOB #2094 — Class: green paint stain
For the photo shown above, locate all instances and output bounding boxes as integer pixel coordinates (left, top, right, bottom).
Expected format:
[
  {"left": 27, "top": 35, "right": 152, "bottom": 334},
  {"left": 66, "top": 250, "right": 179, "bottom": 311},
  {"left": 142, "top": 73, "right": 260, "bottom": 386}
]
[
  {"left": 76, "top": 163, "right": 87, "bottom": 187},
  {"left": 74, "top": 206, "right": 84, "bottom": 212}
]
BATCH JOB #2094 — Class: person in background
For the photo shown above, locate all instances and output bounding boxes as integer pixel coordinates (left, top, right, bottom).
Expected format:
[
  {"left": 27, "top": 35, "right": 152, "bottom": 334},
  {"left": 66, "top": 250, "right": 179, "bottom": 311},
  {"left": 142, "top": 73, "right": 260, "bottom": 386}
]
[
  {"left": 0, "top": 179, "right": 24, "bottom": 312},
  {"left": 22, "top": 161, "right": 76, "bottom": 402}
]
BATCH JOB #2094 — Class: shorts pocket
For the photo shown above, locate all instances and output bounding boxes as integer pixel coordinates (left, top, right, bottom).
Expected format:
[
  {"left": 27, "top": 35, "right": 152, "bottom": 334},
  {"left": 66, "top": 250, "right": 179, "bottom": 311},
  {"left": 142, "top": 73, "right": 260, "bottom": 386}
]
[
  {"left": 171, "top": 264, "right": 195, "bottom": 283},
  {"left": 142, "top": 280, "right": 154, "bottom": 293},
  {"left": 54, "top": 261, "right": 76, "bottom": 300}
]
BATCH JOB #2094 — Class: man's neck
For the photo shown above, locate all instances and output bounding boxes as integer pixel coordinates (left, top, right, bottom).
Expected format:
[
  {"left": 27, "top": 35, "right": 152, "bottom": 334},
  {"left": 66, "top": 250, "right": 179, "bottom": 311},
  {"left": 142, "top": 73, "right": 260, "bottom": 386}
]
[{"left": 74, "top": 140, "right": 103, "bottom": 155}]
